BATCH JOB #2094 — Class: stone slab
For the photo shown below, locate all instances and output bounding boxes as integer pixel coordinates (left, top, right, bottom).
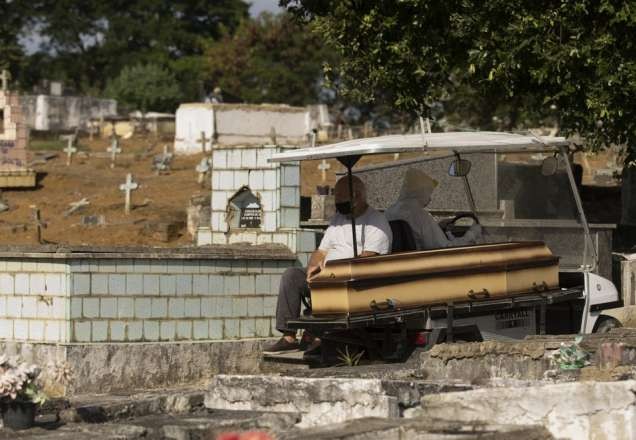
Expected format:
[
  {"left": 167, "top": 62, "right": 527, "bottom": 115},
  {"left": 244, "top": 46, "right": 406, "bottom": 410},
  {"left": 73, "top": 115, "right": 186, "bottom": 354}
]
[
  {"left": 205, "top": 374, "right": 400, "bottom": 427},
  {"left": 279, "top": 417, "right": 554, "bottom": 440},
  {"left": 408, "top": 380, "right": 636, "bottom": 440},
  {"left": 342, "top": 153, "right": 497, "bottom": 212},
  {"left": 0, "top": 339, "right": 279, "bottom": 396}
]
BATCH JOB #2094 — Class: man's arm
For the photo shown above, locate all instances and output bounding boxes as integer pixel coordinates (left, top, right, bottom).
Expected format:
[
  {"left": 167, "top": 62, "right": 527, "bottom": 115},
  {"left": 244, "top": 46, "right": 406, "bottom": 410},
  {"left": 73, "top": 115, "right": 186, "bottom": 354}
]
[{"left": 306, "top": 249, "right": 328, "bottom": 281}]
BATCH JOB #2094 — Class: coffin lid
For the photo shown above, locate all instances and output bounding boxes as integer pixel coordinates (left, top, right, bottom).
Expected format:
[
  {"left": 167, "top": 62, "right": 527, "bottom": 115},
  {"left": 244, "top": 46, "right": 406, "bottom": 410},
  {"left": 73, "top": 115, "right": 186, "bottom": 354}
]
[{"left": 269, "top": 131, "right": 568, "bottom": 163}]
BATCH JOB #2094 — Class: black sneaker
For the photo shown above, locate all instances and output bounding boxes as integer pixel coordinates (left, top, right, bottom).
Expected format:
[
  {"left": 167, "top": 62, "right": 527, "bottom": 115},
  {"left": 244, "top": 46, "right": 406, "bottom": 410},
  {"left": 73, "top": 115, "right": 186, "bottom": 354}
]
[{"left": 263, "top": 337, "right": 300, "bottom": 354}]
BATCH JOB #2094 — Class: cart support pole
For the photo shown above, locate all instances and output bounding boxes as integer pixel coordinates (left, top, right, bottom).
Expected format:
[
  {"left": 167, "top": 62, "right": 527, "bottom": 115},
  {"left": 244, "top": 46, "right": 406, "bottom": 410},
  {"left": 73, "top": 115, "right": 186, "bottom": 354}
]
[{"left": 346, "top": 164, "right": 358, "bottom": 258}]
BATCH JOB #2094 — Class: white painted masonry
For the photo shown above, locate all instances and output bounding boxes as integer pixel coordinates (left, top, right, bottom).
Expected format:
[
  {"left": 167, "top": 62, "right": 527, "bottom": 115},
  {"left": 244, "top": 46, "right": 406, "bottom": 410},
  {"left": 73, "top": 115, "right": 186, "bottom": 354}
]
[{"left": 0, "top": 248, "right": 296, "bottom": 344}]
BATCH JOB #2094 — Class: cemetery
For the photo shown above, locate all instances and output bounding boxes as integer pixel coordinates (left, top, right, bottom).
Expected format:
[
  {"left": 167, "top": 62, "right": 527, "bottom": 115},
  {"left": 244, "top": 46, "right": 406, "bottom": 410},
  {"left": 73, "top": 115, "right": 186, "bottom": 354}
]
[{"left": 0, "top": 2, "right": 636, "bottom": 438}]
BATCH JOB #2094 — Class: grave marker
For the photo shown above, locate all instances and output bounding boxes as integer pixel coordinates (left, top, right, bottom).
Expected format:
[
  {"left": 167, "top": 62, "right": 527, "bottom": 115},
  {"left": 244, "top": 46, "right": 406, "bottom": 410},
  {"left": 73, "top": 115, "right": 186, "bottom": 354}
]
[
  {"left": 195, "top": 157, "right": 210, "bottom": 185},
  {"left": 119, "top": 173, "right": 138, "bottom": 215},
  {"left": 197, "top": 131, "right": 211, "bottom": 153},
  {"left": 30, "top": 205, "right": 46, "bottom": 244},
  {"left": 318, "top": 160, "right": 331, "bottom": 183},
  {"left": 62, "top": 135, "right": 77, "bottom": 166},
  {"left": 64, "top": 198, "right": 89, "bottom": 217},
  {"left": 153, "top": 144, "right": 173, "bottom": 173},
  {"left": 107, "top": 135, "right": 121, "bottom": 168}
]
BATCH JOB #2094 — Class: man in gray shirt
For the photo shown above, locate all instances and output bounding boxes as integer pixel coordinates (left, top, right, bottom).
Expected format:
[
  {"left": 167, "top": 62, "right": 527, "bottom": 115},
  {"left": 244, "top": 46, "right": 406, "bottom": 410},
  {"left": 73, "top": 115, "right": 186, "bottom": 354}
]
[{"left": 264, "top": 175, "right": 392, "bottom": 353}]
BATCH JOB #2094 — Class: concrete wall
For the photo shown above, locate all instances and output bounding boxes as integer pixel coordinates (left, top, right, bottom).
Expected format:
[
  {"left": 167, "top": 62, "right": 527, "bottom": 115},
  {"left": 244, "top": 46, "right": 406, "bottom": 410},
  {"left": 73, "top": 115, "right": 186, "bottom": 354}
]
[
  {"left": 20, "top": 94, "right": 117, "bottom": 131},
  {"left": 0, "top": 251, "right": 298, "bottom": 344},
  {"left": 174, "top": 103, "right": 309, "bottom": 154},
  {"left": 200, "top": 144, "right": 302, "bottom": 249}
]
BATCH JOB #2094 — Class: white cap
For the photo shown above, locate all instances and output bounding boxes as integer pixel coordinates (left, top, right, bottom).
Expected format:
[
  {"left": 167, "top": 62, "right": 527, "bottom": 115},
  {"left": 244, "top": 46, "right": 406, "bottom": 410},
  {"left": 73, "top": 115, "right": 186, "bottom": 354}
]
[{"left": 397, "top": 168, "right": 438, "bottom": 206}]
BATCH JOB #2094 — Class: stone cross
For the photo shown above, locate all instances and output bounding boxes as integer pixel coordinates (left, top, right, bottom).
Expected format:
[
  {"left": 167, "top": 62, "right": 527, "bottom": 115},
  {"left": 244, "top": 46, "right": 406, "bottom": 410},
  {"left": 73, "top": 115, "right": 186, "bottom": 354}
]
[
  {"left": 318, "top": 160, "right": 331, "bottom": 182},
  {"left": 62, "top": 135, "right": 77, "bottom": 166},
  {"left": 0, "top": 70, "right": 10, "bottom": 92},
  {"left": 197, "top": 131, "right": 211, "bottom": 152},
  {"left": 64, "top": 198, "right": 90, "bottom": 217},
  {"left": 195, "top": 157, "right": 210, "bottom": 185},
  {"left": 108, "top": 136, "right": 121, "bottom": 168},
  {"left": 30, "top": 205, "right": 45, "bottom": 244},
  {"left": 119, "top": 173, "right": 138, "bottom": 215}
]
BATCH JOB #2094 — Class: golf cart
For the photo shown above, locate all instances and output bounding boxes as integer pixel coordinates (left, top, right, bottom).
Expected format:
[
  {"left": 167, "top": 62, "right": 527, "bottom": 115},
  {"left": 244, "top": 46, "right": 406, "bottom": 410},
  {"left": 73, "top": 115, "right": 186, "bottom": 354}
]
[{"left": 267, "top": 131, "right": 622, "bottom": 366}]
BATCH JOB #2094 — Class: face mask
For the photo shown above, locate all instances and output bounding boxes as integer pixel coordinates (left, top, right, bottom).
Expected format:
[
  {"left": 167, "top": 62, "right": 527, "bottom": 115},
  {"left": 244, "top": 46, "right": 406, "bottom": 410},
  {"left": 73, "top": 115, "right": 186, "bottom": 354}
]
[{"left": 336, "top": 201, "right": 352, "bottom": 215}]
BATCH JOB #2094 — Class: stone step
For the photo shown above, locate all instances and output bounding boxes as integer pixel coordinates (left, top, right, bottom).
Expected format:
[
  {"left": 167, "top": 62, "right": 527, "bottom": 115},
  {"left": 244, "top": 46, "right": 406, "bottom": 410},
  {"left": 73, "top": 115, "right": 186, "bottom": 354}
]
[
  {"left": 204, "top": 374, "right": 473, "bottom": 428},
  {"left": 407, "top": 380, "right": 636, "bottom": 440},
  {"left": 280, "top": 417, "right": 554, "bottom": 440}
]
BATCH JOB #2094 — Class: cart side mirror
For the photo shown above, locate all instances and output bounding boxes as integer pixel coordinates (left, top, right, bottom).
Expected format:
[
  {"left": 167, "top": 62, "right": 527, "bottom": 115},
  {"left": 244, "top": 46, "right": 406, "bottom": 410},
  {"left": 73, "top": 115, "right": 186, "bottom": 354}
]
[
  {"left": 541, "top": 156, "right": 558, "bottom": 176},
  {"left": 449, "top": 159, "right": 471, "bottom": 177}
]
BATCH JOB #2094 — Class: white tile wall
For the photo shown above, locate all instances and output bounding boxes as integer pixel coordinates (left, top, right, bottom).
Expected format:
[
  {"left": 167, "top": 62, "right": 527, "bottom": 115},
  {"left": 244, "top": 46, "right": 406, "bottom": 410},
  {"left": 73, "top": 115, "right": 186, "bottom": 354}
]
[{"left": 0, "top": 254, "right": 298, "bottom": 343}]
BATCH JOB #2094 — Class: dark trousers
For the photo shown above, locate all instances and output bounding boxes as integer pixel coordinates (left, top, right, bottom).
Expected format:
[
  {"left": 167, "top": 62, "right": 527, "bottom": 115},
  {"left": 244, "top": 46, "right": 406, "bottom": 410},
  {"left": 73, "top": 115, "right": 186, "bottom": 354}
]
[{"left": 275, "top": 267, "right": 310, "bottom": 333}]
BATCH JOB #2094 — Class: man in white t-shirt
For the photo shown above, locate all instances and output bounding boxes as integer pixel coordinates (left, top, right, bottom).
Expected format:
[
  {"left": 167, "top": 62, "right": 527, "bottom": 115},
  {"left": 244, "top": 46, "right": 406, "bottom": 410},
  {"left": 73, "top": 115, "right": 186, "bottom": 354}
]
[{"left": 264, "top": 175, "right": 392, "bottom": 353}]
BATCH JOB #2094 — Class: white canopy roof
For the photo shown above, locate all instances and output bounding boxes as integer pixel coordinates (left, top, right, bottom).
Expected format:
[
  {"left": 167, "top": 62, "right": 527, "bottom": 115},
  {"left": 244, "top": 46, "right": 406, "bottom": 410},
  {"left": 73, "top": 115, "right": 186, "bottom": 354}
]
[{"left": 269, "top": 131, "right": 568, "bottom": 163}]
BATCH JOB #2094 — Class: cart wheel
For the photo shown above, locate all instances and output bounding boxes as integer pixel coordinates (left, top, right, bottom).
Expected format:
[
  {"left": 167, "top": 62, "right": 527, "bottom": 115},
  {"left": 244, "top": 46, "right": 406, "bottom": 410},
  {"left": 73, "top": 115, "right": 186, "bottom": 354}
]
[{"left": 594, "top": 317, "right": 622, "bottom": 333}]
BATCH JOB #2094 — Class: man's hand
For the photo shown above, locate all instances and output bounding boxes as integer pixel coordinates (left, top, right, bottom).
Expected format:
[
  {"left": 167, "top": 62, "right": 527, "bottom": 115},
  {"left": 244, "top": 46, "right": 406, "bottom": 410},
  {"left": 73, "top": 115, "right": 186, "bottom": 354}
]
[
  {"left": 306, "top": 249, "right": 327, "bottom": 282},
  {"left": 306, "top": 264, "right": 322, "bottom": 282}
]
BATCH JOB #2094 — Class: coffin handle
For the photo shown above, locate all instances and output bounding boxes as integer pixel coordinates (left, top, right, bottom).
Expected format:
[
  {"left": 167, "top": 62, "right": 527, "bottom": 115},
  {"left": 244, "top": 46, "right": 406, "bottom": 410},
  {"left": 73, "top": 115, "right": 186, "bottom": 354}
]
[
  {"left": 370, "top": 298, "right": 398, "bottom": 311},
  {"left": 468, "top": 289, "right": 490, "bottom": 300}
]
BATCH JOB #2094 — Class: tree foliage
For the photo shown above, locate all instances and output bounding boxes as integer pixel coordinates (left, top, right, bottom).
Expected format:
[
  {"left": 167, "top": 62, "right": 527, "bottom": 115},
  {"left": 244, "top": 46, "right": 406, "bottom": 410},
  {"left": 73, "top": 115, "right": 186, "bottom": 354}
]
[
  {"left": 283, "top": 0, "right": 636, "bottom": 151},
  {"left": 104, "top": 63, "right": 180, "bottom": 112},
  {"left": 15, "top": 0, "right": 250, "bottom": 98},
  {"left": 205, "top": 12, "right": 337, "bottom": 105}
]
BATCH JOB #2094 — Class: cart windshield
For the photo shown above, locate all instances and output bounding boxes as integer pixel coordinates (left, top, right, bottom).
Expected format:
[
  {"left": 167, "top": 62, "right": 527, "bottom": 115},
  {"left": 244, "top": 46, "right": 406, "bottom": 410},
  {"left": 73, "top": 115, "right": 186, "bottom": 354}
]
[
  {"left": 357, "top": 149, "right": 594, "bottom": 270},
  {"left": 458, "top": 150, "right": 592, "bottom": 271}
]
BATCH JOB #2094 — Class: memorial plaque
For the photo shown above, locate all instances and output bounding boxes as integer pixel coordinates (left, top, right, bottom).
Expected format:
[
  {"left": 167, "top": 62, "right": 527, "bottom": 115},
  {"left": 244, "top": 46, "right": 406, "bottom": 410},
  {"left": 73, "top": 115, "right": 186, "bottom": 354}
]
[{"left": 227, "top": 186, "right": 262, "bottom": 229}]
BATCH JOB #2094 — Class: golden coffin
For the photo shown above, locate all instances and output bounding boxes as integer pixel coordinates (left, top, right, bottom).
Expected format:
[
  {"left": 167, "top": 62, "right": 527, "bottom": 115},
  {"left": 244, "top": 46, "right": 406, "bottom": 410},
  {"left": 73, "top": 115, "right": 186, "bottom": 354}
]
[{"left": 308, "top": 242, "right": 559, "bottom": 315}]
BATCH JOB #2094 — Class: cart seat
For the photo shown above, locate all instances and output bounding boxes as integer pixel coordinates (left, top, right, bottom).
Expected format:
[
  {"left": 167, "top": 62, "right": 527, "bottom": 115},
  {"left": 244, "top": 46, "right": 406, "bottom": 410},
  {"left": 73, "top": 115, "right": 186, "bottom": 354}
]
[{"left": 389, "top": 220, "right": 416, "bottom": 253}]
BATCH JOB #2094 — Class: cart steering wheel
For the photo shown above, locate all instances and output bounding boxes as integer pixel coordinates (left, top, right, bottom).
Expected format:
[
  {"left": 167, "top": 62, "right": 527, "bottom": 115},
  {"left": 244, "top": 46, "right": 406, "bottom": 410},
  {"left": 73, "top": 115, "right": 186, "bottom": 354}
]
[{"left": 440, "top": 212, "right": 480, "bottom": 233}]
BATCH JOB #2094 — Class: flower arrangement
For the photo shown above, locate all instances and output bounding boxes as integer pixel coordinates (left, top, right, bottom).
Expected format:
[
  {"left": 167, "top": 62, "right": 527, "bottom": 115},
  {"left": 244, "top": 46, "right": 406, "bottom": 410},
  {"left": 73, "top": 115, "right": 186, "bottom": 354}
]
[
  {"left": 550, "top": 336, "right": 591, "bottom": 370},
  {"left": 0, "top": 355, "right": 47, "bottom": 405}
]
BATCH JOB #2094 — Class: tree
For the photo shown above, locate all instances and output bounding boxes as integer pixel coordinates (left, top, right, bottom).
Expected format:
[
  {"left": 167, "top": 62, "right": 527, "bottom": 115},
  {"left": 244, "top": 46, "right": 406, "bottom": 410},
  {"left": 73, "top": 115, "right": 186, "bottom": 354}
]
[
  {"left": 19, "top": 0, "right": 250, "bottom": 96},
  {"left": 104, "top": 63, "right": 180, "bottom": 112},
  {"left": 283, "top": 0, "right": 636, "bottom": 223},
  {"left": 0, "top": 1, "right": 30, "bottom": 78},
  {"left": 205, "top": 12, "right": 338, "bottom": 105}
]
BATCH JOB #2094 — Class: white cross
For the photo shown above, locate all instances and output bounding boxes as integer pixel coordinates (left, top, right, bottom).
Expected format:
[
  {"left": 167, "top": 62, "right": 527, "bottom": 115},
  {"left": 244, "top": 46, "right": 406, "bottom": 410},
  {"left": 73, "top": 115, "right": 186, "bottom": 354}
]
[
  {"left": 197, "top": 131, "right": 211, "bottom": 152},
  {"left": 64, "top": 198, "right": 90, "bottom": 217},
  {"left": 0, "top": 70, "right": 10, "bottom": 92},
  {"left": 195, "top": 157, "right": 210, "bottom": 184},
  {"left": 119, "top": 173, "right": 138, "bottom": 215},
  {"left": 108, "top": 136, "right": 121, "bottom": 168},
  {"left": 62, "top": 136, "right": 77, "bottom": 166},
  {"left": 318, "top": 160, "right": 331, "bottom": 182}
]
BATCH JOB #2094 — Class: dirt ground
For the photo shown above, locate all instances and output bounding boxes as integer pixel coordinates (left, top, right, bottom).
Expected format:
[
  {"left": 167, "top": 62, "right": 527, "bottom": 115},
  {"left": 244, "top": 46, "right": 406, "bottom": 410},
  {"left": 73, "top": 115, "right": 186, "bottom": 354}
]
[
  {"left": 0, "top": 135, "right": 205, "bottom": 247},
  {"left": 0, "top": 133, "right": 621, "bottom": 247}
]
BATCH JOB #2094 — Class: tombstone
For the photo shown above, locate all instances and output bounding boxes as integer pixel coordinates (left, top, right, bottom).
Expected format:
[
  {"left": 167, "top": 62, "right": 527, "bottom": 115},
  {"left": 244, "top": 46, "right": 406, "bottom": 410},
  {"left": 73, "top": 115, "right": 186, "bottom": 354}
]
[
  {"left": 153, "top": 144, "right": 173, "bottom": 173},
  {"left": 174, "top": 103, "right": 310, "bottom": 155},
  {"left": 64, "top": 198, "right": 89, "bottom": 217},
  {"left": 197, "top": 131, "right": 211, "bottom": 153},
  {"left": 61, "top": 134, "right": 77, "bottom": 166},
  {"left": 195, "top": 157, "right": 210, "bottom": 185},
  {"left": 107, "top": 135, "right": 121, "bottom": 168},
  {"left": 318, "top": 160, "right": 331, "bottom": 183},
  {"left": 227, "top": 186, "right": 262, "bottom": 229},
  {"left": 119, "top": 173, "right": 138, "bottom": 215},
  {"left": 346, "top": 153, "right": 498, "bottom": 213},
  {"left": 31, "top": 206, "right": 46, "bottom": 244},
  {"left": 0, "top": 72, "right": 35, "bottom": 188}
]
